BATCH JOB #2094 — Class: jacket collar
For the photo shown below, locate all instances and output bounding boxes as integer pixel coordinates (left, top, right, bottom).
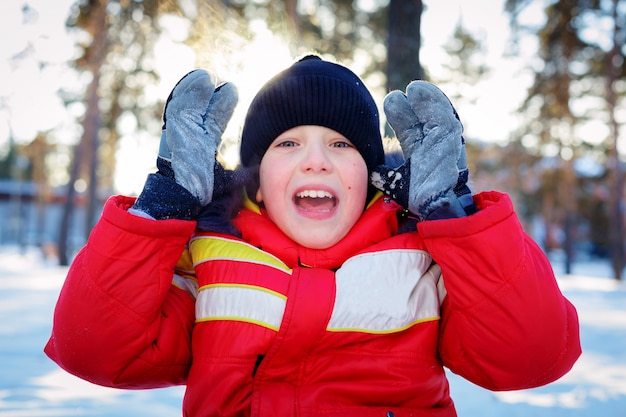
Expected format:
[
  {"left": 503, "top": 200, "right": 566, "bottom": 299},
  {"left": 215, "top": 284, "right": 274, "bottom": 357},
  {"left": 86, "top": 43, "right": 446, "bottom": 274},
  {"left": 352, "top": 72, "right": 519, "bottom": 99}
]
[{"left": 233, "top": 193, "right": 400, "bottom": 269}]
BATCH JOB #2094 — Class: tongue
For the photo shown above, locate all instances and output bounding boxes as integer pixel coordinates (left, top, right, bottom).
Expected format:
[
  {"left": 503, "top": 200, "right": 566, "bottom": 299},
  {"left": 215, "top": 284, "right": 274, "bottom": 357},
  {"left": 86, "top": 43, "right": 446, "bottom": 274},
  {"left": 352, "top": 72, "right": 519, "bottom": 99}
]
[{"left": 297, "top": 197, "right": 335, "bottom": 211}]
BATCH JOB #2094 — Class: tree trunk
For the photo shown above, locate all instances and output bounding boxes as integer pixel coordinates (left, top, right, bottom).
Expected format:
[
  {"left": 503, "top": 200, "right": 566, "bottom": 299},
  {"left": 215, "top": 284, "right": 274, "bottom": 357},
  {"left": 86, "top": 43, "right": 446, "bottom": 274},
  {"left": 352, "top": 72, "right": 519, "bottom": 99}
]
[
  {"left": 562, "top": 156, "right": 576, "bottom": 274},
  {"left": 386, "top": 0, "right": 423, "bottom": 91},
  {"left": 58, "top": 142, "right": 81, "bottom": 266},
  {"left": 84, "top": 71, "right": 103, "bottom": 239},
  {"left": 606, "top": 0, "right": 623, "bottom": 280},
  {"left": 283, "top": 0, "right": 300, "bottom": 56},
  {"left": 58, "top": 0, "right": 108, "bottom": 266}
]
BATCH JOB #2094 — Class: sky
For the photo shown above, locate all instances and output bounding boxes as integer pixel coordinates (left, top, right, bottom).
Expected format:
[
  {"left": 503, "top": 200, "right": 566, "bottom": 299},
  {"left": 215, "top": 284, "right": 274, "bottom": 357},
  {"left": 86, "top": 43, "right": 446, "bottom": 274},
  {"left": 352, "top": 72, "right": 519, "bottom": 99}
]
[
  {"left": 421, "top": 1, "right": 543, "bottom": 142},
  {"left": 1, "top": 245, "right": 625, "bottom": 416},
  {"left": 0, "top": 0, "right": 546, "bottom": 195},
  {"left": 0, "top": 0, "right": 78, "bottom": 146}
]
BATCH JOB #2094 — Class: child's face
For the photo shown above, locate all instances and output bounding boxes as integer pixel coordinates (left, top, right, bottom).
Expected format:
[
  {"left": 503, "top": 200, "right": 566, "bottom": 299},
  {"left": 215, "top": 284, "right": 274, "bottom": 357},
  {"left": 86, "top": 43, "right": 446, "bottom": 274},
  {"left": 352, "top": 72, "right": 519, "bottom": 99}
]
[{"left": 256, "top": 125, "right": 369, "bottom": 249}]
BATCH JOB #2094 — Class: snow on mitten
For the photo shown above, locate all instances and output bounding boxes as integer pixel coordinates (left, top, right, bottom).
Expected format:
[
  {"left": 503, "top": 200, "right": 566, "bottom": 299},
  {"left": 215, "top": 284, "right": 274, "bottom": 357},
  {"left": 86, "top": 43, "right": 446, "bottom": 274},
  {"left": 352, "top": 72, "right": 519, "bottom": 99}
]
[
  {"left": 132, "top": 69, "right": 238, "bottom": 220},
  {"left": 370, "top": 81, "right": 476, "bottom": 221}
]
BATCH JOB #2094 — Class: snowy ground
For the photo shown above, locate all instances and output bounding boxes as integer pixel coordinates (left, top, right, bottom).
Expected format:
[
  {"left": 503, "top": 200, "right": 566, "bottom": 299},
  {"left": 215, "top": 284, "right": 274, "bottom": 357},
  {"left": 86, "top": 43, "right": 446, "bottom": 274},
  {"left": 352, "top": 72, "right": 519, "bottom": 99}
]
[{"left": 1, "top": 246, "right": 625, "bottom": 417}]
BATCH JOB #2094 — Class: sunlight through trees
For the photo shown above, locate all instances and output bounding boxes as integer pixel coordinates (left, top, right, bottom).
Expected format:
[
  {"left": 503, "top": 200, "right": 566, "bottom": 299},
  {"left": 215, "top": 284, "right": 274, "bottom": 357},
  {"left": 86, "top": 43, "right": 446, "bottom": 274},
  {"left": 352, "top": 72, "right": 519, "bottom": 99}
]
[{"left": 0, "top": 0, "right": 624, "bottom": 276}]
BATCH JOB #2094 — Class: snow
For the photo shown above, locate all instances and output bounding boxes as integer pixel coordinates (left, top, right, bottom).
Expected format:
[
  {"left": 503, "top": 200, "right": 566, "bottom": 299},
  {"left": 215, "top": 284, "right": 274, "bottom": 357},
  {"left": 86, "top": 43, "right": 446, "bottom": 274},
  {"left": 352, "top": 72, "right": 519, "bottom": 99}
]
[{"left": 1, "top": 246, "right": 625, "bottom": 416}]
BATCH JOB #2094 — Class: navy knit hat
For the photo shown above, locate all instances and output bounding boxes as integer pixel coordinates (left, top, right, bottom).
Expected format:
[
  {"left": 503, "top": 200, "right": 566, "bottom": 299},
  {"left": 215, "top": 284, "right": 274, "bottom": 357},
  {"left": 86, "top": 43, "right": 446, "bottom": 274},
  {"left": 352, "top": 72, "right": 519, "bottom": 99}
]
[{"left": 240, "top": 55, "right": 384, "bottom": 171}]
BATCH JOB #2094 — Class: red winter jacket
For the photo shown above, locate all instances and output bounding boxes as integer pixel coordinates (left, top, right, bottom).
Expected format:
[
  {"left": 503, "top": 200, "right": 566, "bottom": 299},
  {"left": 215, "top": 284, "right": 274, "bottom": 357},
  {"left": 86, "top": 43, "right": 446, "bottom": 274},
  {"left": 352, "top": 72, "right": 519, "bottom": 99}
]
[{"left": 45, "top": 191, "right": 581, "bottom": 417}]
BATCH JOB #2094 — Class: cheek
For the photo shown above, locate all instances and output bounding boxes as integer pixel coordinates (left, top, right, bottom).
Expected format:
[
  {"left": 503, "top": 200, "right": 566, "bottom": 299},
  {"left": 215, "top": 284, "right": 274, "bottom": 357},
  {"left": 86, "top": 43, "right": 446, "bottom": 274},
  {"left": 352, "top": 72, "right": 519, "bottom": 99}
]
[
  {"left": 258, "top": 159, "right": 288, "bottom": 204},
  {"left": 347, "top": 163, "right": 358, "bottom": 191},
  {"left": 256, "top": 162, "right": 271, "bottom": 203},
  {"left": 348, "top": 162, "right": 368, "bottom": 194}
]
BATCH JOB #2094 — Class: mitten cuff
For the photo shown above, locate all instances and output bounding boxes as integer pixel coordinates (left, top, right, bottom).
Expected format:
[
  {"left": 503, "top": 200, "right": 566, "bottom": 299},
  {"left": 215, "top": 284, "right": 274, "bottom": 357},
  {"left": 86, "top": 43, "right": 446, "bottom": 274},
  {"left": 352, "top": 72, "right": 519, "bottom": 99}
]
[
  {"left": 454, "top": 169, "right": 477, "bottom": 215},
  {"left": 424, "top": 197, "right": 470, "bottom": 220},
  {"left": 132, "top": 173, "right": 202, "bottom": 220},
  {"left": 424, "top": 169, "right": 477, "bottom": 220}
]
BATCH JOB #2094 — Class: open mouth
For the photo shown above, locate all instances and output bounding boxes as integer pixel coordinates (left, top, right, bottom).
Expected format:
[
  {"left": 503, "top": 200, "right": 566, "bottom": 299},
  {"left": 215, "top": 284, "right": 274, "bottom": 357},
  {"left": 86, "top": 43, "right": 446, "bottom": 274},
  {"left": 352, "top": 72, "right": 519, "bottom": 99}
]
[{"left": 294, "top": 190, "right": 337, "bottom": 212}]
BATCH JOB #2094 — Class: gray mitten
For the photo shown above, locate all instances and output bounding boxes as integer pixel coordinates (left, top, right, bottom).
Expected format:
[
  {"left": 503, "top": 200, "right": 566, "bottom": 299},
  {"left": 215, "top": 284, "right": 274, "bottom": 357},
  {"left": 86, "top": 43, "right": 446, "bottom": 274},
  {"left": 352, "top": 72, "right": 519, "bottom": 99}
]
[
  {"left": 133, "top": 70, "right": 238, "bottom": 220},
  {"left": 160, "top": 69, "right": 237, "bottom": 206},
  {"left": 371, "top": 81, "right": 475, "bottom": 221}
]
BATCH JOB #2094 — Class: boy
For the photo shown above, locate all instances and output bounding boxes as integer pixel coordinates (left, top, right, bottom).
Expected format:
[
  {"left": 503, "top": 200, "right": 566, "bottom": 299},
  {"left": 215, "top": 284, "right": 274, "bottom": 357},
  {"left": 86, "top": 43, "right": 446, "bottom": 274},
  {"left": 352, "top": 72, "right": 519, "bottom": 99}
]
[{"left": 45, "top": 55, "right": 581, "bottom": 416}]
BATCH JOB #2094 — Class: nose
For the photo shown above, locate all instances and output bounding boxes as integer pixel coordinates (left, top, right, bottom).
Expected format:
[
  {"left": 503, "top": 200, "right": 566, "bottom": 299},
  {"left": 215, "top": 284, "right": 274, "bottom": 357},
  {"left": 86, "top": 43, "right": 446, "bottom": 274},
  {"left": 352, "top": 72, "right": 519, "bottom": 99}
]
[{"left": 301, "top": 140, "right": 332, "bottom": 173}]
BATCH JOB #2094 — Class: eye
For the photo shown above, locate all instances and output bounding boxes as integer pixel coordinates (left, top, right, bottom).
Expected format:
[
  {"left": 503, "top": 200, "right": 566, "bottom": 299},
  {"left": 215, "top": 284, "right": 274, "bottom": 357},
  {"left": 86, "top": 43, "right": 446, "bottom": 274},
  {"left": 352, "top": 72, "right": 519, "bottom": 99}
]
[
  {"left": 275, "top": 139, "right": 297, "bottom": 148},
  {"left": 331, "top": 140, "right": 353, "bottom": 149}
]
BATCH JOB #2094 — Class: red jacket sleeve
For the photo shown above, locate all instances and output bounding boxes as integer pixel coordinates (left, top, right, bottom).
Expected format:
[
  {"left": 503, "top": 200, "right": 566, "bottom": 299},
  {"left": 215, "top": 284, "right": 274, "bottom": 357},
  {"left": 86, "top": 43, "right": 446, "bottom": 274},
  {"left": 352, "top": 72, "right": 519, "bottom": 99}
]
[
  {"left": 44, "top": 195, "right": 197, "bottom": 389},
  {"left": 418, "top": 191, "right": 581, "bottom": 391}
]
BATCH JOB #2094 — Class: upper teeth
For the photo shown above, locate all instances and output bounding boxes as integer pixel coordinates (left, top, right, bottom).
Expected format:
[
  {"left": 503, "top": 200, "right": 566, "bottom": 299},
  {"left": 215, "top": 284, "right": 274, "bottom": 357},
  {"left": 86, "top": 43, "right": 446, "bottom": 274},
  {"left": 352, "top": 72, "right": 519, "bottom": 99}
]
[{"left": 297, "top": 190, "right": 334, "bottom": 198}]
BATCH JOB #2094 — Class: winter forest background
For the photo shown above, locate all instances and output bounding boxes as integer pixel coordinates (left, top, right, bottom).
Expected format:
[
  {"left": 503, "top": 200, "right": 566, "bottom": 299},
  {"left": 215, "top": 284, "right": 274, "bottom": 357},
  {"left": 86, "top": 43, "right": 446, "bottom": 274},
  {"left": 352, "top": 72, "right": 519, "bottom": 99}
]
[
  {"left": 0, "top": 0, "right": 625, "bottom": 415},
  {"left": 1, "top": 0, "right": 625, "bottom": 277},
  {"left": 0, "top": 0, "right": 626, "bottom": 417}
]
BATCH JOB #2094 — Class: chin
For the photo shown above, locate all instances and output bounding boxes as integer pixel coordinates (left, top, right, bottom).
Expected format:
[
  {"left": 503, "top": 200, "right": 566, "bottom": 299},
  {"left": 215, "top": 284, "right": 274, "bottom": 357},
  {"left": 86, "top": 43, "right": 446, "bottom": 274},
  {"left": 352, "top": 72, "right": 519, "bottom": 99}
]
[
  {"left": 302, "top": 242, "right": 334, "bottom": 250},
  {"left": 294, "top": 234, "right": 344, "bottom": 250}
]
